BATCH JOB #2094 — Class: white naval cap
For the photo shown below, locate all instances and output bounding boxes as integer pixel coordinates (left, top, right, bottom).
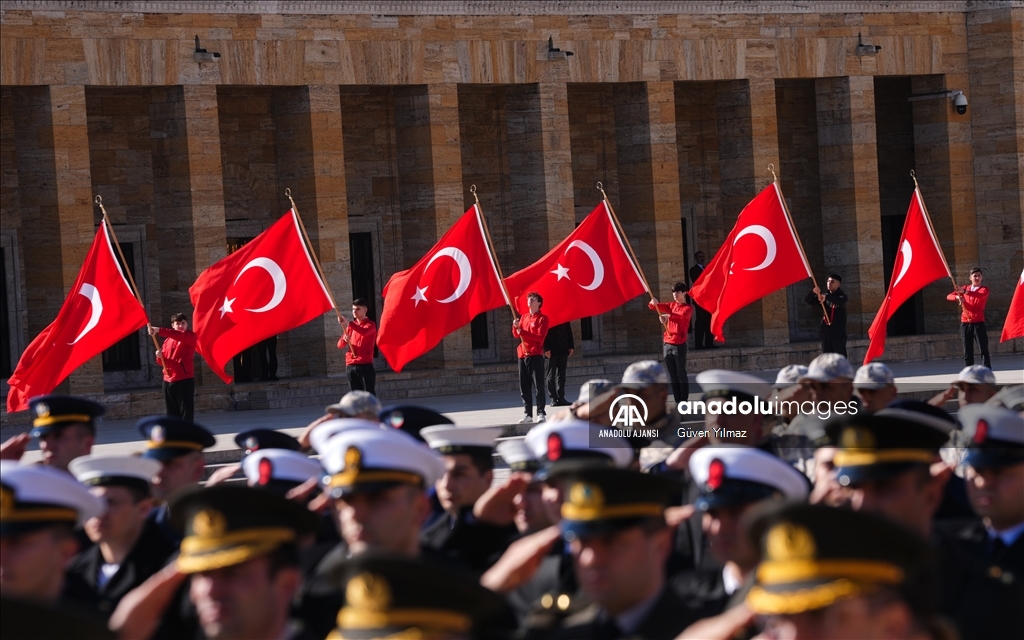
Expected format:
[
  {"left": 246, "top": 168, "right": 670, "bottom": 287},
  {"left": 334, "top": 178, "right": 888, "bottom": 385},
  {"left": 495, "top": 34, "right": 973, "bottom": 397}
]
[
  {"left": 696, "top": 370, "right": 766, "bottom": 400},
  {"left": 688, "top": 445, "right": 809, "bottom": 510},
  {"left": 496, "top": 439, "right": 539, "bottom": 472},
  {"left": 320, "top": 428, "right": 445, "bottom": 496},
  {"left": 0, "top": 461, "right": 105, "bottom": 529},
  {"left": 243, "top": 449, "right": 323, "bottom": 487},
  {"left": 69, "top": 454, "right": 160, "bottom": 490},
  {"left": 960, "top": 404, "right": 1024, "bottom": 469},
  {"left": 799, "top": 353, "right": 855, "bottom": 383},
  {"left": 420, "top": 425, "right": 502, "bottom": 454},
  {"left": 853, "top": 362, "right": 895, "bottom": 390},
  {"left": 309, "top": 418, "right": 384, "bottom": 454},
  {"left": 523, "top": 419, "right": 633, "bottom": 469},
  {"left": 956, "top": 365, "right": 996, "bottom": 386},
  {"left": 773, "top": 365, "right": 808, "bottom": 388}
]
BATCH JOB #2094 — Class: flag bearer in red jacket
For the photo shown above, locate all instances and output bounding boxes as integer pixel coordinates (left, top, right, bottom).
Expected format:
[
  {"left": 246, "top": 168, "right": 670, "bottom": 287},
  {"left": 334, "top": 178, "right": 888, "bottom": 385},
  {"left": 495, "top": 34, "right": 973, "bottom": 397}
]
[
  {"left": 338, "top": 298, "right": 378, "bottom": 395},
  {"left": 948, "top": 267, "right": 991, "bottom": 368},
  {"left": 149, "top": 313, "right": 197, "bottom": 422},
  {"left": 649, "top": 282, "right": 694, "bottom": 404},
  {"left": 513, "top": 292, "right": 549, "bottom": 424}
]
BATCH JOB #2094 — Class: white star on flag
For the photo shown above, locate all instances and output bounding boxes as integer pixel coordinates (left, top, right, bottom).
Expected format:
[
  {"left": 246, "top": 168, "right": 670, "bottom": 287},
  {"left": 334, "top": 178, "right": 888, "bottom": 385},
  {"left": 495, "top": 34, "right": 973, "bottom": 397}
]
[
  {"left": 411, "top": 286, "right": 428, "bottom": 307},
  {"left": 551, "top": 264, "right": 570, "bottom": 281},
  {"left": 219, "top": 297, "right": 235, "bottom": 318}
]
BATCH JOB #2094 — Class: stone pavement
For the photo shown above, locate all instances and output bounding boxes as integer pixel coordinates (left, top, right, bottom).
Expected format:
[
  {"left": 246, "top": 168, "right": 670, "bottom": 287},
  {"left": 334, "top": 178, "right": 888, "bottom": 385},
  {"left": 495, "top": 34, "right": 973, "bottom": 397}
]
[{"left": 16, "top": 354, "right": 1023, "bottom": 465}]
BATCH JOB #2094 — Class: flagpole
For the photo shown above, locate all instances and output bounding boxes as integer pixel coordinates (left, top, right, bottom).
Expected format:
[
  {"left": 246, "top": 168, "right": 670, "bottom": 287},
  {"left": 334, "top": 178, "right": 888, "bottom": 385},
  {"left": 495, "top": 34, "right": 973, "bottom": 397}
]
[
  {"left": 768, "top": 166, "right": 831, "bottom": 326},
  {"left": 285, "top": 189, "right": 343, "bottom": 322},
  {"left": 94, "top": 196, "right": 169, "bottom": 378},
  {"left": 911, "top": 171, "right": 961, "bottom": 299},
  {"left": 470, "top": 186, "right": 526, "bottom": 347},
  {"left": 596, "top": 182, "right": 666, "bottom": 327}
]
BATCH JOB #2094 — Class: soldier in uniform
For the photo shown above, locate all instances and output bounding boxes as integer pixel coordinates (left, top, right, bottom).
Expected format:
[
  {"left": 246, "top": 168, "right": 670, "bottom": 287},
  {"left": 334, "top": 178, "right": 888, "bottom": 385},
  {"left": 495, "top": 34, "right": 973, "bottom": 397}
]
[
  {"left": 495, "top": 439, "right": 555, "bottom": 535},
  {"left": 736, "top": 503, "right": 948, "bottom": 640},
  {"left": 242, "top": 448, "right": 323, "bottom": 497},
  {"left": 206, "top": 427, "right": 305, "bottom": 486},
  {"left": 930, "top": 365, "right": 998, "bottom": 410},
  {"left": 671, "top": 445, "right": 810, "bottom": 615},
  {"left": 953, "top": 404, "right": 1024, "bottom": 583},
  {"left": 64, "top": 454, "right": 176, "bottom": 618},
  {"left": 298, "top": 427, "right": 447, "bottom": 639},
  {"left": 24, "top": 395, "right": 104, "bottom": 472},
  {"left": 853, "top": 361, "right": 898, "bottom": 412},
  {"left": 827, "top": 411, "right": 1023, "bottom": 640},
  {"left": 524, "top": 465, "right": 705, "bottom": 639},
  {"left": 137, "top": 415, "right": 216, "bottom": 545},
  {"left": 326, "top": 553, "right": 515, "bottom": 639},
  {"left": 420, "top": 425, "right": 518, "bottom": 571},
  {"left": 0, "top": 461, "right": 104, "bottom": 604},
  {"left": 798, "top": 353, "right": 856, "bottom": 407}
]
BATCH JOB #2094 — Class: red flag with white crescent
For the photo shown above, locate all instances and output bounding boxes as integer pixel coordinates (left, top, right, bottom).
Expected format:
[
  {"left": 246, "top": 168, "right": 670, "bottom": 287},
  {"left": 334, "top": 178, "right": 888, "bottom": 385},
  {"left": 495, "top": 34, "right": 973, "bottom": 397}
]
[
  {"left": 1001, "top": 269, "right": 1024, "bottom": 342},
  {"left": 688, "top": 183, "right": 813, "bottom": 342},
  {"left": 864, "top": 189, "right": 952, "bottom": 363},
  {"left": 6, "top": 224, "right": 149, "bottom": 412},
  {"left": 376, "top": 205, "right": 508, "bottom": 372},
  {"left": 189, "top": 209, "right": 334, "bottom": 383},
  {"left": 503, "top": 201, "right": 647, "bottom": 326}
]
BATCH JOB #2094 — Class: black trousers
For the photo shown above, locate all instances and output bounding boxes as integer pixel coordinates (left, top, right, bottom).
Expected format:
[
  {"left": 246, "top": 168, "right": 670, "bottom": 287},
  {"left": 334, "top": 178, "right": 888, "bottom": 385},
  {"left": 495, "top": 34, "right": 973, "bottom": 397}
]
[
  {"left": 546, "top": 354, "right": 569, "bottom": 403},
  {"left": 663, "top": 343, "right": 690, "bottom": 403},
  {"left": 257, "top": 335, "right": 278, "bottom": 380},
  {"left": 693, "top": 304, "right": 713, "bottom": 348},
  {"left": 347, "top": 363, "right": 376, "bottom": 395},
  {"left": 519, "top": 355, "right": 546, "bottom": 415},
  {"left": 164, "top": 378, "right": 195, "bottom": 423},
  {"left": 961, "top": 322, "right": 991, "bottom": 368},
  {"left": 821, "top": 334, "right": 847, "bottom": 358}
]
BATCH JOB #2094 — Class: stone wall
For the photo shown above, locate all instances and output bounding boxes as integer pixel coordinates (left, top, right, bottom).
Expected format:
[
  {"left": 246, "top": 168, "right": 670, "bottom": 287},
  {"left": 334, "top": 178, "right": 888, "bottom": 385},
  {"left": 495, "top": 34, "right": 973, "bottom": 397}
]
[{"left": 1, "top": 2, "right": 1021, "bottom": 413}]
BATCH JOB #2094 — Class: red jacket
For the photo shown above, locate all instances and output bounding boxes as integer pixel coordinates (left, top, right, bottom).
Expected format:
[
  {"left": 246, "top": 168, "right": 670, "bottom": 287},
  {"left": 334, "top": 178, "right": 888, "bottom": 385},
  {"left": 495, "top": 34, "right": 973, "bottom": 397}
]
[
  {"left": 513, "top": 311, "right": 549, "bottom": 358},
  {"left": 338, "top": 318, "right": 377, "bottom": 365},
  {"left": 649, "top": 301, "right": 694, "bottom": 345},
  {"left": 947, "top": 286, "right": 989, "bottom": 323},
  {"left": 158, "top": 328, "right": 196, "bottom": 382}
]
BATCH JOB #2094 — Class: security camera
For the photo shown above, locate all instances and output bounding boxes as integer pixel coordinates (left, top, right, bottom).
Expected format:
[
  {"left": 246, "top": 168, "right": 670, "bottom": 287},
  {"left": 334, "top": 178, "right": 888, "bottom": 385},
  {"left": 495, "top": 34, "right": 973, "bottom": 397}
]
[{"left": 953, "top": 92, "right": 967, "bottom": 115}]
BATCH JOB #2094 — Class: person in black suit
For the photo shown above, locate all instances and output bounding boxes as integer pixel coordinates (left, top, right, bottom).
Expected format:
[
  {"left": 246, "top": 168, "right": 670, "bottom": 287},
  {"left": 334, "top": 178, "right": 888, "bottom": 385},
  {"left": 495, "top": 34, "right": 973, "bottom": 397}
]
[
  {"left": 804, "top": 273, "right": 848, "bottom": 357},
  {"left": 544, "top": 322, "right": 575, "bottom": 406},
  {"left": 688, "top": 251, "right": 715, "bottom": 349},
  {"left": 64, "top": 455, "right": 177, "bottom": 619}
]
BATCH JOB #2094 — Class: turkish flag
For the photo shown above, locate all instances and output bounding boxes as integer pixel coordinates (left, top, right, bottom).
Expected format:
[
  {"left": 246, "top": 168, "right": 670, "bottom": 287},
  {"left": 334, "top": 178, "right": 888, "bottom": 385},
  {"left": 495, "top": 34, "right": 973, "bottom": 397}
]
[
  {"left": 6, "top": 224, "right": 149, "bottom": 412},
  {"left": 689, "top": 183, "right": 812, "bottom": 342},
  {"left": 504, "top": 201, "right": 647, "bottom": 326},
  {"left": 190, "top": 209, "right": 334, "bottom": 383},
  {"left": 1000, "top": 269, "right": 1024, "bottom": 342},
  {"left": 377, "top": 205, "right": 507, "bottom": 372},
  {"left": 864, "top": 189, "right": 952, "bottom": 363}
]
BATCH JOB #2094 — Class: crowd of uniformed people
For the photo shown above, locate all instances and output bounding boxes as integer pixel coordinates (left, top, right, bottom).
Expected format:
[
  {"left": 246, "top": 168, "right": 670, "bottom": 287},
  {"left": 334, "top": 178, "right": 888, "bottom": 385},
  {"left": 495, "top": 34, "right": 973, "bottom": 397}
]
[{"left": 1, "top": 353, "right": 1022, "bottom": 639}]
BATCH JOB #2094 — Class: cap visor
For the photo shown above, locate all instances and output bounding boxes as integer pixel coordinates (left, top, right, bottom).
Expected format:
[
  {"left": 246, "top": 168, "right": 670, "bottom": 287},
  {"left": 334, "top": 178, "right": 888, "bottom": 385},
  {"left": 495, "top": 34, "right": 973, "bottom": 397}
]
[
  {"left": 562, "top": 516, "right": 647, "bottom": 540},
  {"left": 142, "top": 448, "right": 194, "bottom": 463},
  {"left": 964, "top": 450, "right": 1024, "bottom": 470},
  {"left": 837, "top": 462, "right": 923, "bottom": 486}
]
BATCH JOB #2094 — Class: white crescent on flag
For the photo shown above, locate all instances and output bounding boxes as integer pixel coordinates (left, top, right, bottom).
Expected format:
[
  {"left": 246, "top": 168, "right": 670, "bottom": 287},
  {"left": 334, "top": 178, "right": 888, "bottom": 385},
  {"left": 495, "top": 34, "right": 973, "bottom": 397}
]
[
  {"left": 565, "top": 240, "right": 605, "bottom": 290},
  {"left": 733, "top": 225, "right": 777, "bottom": 271},
  {"left": 425, "top": 247, "right": 472, "bottom": 303},
  {"left": 894, "top": 240, "right": 912, "bottom": 287},
  {"left": 68, "top": 283, "right": 102, "bottom": 345},
  {"left": 234, "top": 257, "right": 287, "bottom": 313}
]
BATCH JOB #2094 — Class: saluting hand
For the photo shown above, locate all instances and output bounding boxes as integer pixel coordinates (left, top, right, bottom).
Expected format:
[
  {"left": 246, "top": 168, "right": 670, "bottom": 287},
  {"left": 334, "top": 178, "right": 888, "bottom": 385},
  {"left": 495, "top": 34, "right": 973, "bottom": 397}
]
[{"left": 479, "top": 525, "right": 561, "bottom": 593}]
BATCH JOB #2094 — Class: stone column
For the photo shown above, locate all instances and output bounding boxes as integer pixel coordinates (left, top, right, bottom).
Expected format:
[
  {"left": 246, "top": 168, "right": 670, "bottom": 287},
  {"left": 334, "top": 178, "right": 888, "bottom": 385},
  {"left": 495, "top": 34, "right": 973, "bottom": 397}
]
[
  {"left": 815, "top": 76, "right": 884, "bottom": 341},
  {"left": 644, "top": 81, "right": 685, "bottom": 305},
  {"left": 967, "top": 7, "right": 1024, "bottom": 333},
  {"left": 305, "top": 85, "right": 351, "bottom": 377}
]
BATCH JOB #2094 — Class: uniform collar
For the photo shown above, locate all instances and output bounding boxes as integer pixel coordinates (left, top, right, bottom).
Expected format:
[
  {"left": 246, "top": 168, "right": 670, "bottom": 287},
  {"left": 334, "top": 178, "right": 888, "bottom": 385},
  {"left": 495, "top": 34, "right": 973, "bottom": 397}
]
[
  {"left": 605, "top": 585, "right": 663, "bottom": 635},
  {"left": 986, "top": 519, "right": 1024, "bottom": 546}
]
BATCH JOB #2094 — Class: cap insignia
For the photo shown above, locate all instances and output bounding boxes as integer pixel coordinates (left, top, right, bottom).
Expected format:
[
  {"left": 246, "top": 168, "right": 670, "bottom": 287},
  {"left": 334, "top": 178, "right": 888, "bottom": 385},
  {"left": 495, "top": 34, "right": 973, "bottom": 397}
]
[
  {"left": 0, "top": 485, "right": 13, "bottom": 518},
  {"left": 388, "top": 411, "right": 405, "bottom": 429},
  {"left": 35, "top": 403, "right": 50, "bottom": 419},
  {"left": 150, "top": 425, "right": 166, "bottom": 445},
  {"left": 334, "top": 446, "right": 363, "bottom": 486},
  {"left": 568, "top": 482, "right": 603, "bottom": 511},
  {"left": 346, "top": 573, "right": 391, "bottom": 612},
  {"left": 547, "top": 433, "right": 564, "bottom": 462},
  {"left": 245, "top": 436, "right": 259, "bottom": 452},
  {"left": 766, "top": 522, "right": 816, "bottom": 562},
  {"left": 973, "top": 419, "right": 989, "bottom": 445},
  {"left": 840, "top": 427, "right": 875, "bottom": 450},
  {"left": 707, "top": 458, "right": 725, "bottom": 490},
  {"left": 192, "top": 508, "right": 227, "bottom": 538},
  {"left": 258, "top": 458, "right": 274, "bottom": 485}
]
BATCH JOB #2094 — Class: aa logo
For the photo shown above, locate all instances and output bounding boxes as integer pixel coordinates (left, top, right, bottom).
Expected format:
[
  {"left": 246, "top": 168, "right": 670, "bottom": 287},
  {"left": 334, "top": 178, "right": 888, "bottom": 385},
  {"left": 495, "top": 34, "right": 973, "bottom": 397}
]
[{"left": 609, "top": 394, "right": 648, "bottom": 427}]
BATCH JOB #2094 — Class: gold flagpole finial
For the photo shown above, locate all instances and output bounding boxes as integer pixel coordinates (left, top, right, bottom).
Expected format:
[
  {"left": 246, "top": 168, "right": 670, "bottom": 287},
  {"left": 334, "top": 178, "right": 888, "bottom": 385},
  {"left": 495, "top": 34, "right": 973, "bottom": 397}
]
[
  {"left": 94, "top": 195, "right": 103, "bottom": 206},
  {"left": 910, "top": 170, "right": 919, "bottom": 190},
  {"left": 596, "top": 181, "right": 607, "bottom": 200},
  {"left": 768, "top": 164, "right": 778, "bottom": 183},
  {"left": 470, "top": 184, "right": 480, "bottom": 205}
]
